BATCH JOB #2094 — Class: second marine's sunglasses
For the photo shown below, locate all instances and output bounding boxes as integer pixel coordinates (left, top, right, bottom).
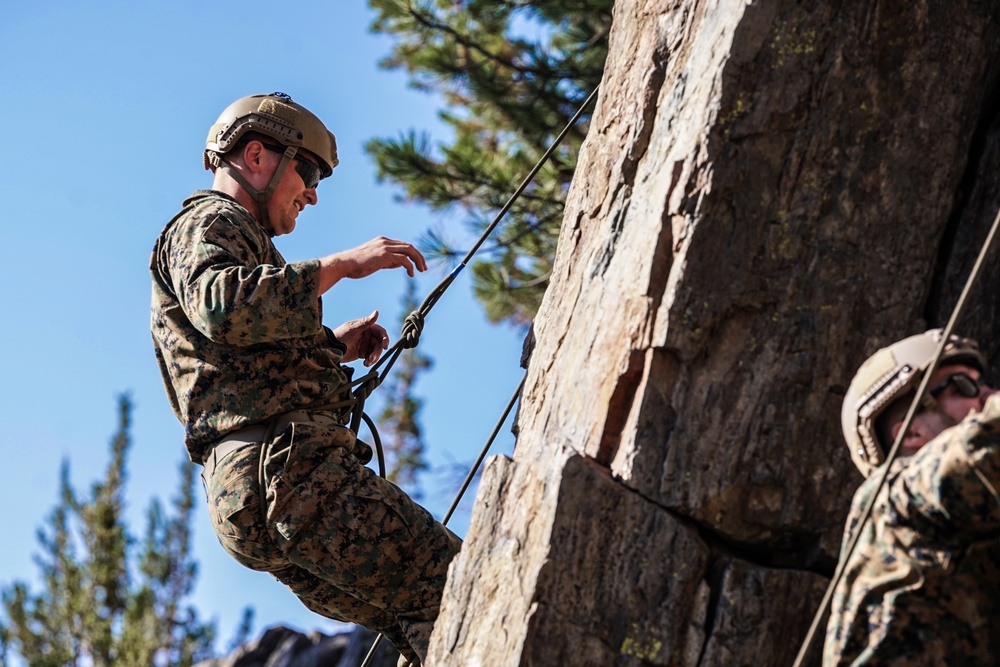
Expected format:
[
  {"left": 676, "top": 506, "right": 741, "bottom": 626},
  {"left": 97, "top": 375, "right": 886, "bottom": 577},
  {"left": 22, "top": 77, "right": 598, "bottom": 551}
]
[
  {"left": 262, "top": 143, "right": 323, "bottom": 189},
  {"left": 929, "top": 372, "right": 988, "bottom": 399}
]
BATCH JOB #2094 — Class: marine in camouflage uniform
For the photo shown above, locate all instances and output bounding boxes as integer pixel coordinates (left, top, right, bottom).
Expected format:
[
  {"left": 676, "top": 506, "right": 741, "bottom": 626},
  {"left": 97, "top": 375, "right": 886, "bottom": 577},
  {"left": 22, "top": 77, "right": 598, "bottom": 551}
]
[
  {"left": 150, "top": 93, "right": 461, "bottom": 665},
  {"left": 824, "top": 330, "right": 1000, "bottom": 665}
]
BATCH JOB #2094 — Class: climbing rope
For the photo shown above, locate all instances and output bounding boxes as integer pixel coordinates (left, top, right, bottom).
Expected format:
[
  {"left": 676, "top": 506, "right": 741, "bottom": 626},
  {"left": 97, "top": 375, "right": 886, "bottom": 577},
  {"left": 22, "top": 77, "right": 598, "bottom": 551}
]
[
  {"left": 345, "top": 83, "right": 600, "bottom": 459},
  {"left": 792, "top": 205, "right": 1000, "bottom": 666},
  {"left": 353, "top": 84, "right": 599, "bottom": 666},
  {"left": 358, "top": 375, "right": 526, "bottom": 667}
]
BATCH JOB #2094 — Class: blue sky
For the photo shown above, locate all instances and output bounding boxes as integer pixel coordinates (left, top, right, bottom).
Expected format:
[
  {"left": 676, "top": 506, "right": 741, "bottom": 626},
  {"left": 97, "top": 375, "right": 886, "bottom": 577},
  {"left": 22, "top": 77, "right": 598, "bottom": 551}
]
[{"left": 0, "top": 1, "right": 525, "bottom": 650}]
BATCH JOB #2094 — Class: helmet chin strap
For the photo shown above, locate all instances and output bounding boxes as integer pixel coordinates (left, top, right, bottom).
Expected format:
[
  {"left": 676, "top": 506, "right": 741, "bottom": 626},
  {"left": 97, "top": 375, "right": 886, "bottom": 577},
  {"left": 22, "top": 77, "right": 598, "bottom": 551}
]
[{"left": 213, "top": 145, "right": 298, "bottom": 236}]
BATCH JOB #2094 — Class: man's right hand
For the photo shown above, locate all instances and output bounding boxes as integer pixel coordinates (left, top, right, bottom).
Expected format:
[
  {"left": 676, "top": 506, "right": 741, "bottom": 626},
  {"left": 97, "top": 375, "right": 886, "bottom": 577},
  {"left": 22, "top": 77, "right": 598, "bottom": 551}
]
[{"left": 318, "top": 236, "right": 428, "bottom": 294}]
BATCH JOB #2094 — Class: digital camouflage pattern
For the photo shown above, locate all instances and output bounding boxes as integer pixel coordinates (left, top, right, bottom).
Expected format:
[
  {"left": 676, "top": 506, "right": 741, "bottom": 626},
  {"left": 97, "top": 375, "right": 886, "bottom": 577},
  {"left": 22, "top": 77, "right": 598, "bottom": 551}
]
[
  {"left": 150, "top": 190, "right": 351, "bottom": 462},
  {"left": 150, "top": 191, "right": 462, "bottom": 662},
  {"left": 205, "top": 421, "right": 461, "bottom": 663},
  {"left": 824, "top": 393, "right": 1000, "bottom": 666}
]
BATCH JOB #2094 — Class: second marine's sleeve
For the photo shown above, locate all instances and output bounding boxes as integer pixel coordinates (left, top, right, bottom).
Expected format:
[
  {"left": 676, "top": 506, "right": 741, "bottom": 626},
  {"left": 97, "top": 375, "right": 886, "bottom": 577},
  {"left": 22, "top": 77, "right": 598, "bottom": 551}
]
[
  {"left": 161, "top": 208, "right": 323, "bottom": 346},
  {"left": 891, "top": 393, "right": 1000, "bottom": 542}
]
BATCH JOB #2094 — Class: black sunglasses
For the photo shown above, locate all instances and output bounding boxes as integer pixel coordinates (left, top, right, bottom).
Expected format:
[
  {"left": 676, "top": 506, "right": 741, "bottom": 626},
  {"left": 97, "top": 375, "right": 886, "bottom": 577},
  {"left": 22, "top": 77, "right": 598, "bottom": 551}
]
[
  {"left": 929, "top": 372, "right": 987, "bottom": 399},
  {"left": 261, "top": 143, "right": 323, "bottom": 189}
]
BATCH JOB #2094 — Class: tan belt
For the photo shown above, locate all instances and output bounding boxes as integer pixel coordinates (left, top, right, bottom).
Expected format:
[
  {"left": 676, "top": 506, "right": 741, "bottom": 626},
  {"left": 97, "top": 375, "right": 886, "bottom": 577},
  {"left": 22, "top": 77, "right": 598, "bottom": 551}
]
[{"left": 200, "top": 410, "right": 346, "bottom": 481}]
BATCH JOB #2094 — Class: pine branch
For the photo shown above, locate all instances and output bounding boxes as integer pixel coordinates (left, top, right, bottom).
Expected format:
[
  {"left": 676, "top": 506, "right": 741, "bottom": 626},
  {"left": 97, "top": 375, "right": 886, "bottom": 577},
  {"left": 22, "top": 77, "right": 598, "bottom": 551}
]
[
  {"left": 367, "top": 0, "right": 611, "bottom": 324},
  {"left": 1, "top": 396, "right": 221, "bottom": 666}
]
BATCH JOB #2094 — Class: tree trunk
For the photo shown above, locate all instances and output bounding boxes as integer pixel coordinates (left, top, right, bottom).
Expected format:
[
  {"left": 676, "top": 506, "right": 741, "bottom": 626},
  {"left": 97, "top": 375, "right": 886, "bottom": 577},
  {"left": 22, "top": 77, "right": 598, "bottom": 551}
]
[{"left": 428, "top": 0, "right": 1000, "bottom": 665}]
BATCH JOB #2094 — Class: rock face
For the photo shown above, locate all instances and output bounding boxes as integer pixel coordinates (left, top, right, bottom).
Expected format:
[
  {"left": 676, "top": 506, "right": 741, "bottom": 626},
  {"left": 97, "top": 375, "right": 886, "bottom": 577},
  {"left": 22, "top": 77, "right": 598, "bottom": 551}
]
[
  {"left": 195, "top": 626, "right": 399, "bottom": 667},
  {"left": 428, "top": 1, "right": 1000, "bottom": 666}
]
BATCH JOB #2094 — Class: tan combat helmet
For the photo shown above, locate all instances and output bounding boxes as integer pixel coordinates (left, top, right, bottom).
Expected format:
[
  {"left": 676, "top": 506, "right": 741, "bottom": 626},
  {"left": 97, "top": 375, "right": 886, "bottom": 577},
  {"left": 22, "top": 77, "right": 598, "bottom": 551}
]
[
  {"left": 841, "top": 329, "right": 984, "bottom": 478},
  {"left": 203, "top": 92, "right": 338, "bottom": 232}
]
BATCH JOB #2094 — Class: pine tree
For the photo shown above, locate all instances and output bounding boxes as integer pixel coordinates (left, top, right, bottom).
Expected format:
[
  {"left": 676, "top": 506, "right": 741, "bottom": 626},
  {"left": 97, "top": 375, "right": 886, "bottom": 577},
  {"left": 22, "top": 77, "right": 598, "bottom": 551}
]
[
  {"left": 0, "top": 395, "right": 231, "bottom": 667},
  {"left": 366, "top": 0, "right": 612, "bottom": 325}
]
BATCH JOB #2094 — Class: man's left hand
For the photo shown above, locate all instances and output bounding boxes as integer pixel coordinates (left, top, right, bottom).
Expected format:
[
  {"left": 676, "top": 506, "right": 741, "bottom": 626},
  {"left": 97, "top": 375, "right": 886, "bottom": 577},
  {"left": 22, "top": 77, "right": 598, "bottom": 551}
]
[{"left": 334, "top": 311, "right": 389, "bottom": 366}]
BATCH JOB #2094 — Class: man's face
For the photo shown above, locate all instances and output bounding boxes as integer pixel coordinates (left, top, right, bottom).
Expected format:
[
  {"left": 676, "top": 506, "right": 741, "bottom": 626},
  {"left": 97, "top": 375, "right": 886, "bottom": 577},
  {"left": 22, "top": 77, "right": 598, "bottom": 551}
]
[
  {"left": 895, "top": 362, "right": 996, "bottom": 455},
  {"left": 261, "top": 148, "right": 320, "bottom": 236},
  {"left": 926, "top": 362, "right": 995, "bottom": 424}
]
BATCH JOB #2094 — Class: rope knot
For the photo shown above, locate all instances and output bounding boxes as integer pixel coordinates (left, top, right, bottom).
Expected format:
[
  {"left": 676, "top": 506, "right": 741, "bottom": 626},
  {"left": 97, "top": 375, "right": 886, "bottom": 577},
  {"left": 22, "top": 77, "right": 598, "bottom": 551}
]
[{"left": 400, "top": 311, "right": 425, "bottom": 349}]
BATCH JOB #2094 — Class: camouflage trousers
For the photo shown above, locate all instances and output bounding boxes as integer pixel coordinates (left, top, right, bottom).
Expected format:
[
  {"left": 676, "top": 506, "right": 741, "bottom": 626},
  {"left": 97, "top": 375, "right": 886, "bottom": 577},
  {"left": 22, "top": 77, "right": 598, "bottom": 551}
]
[{"left": 203, "top": 420, "right": 462, "bottom": 663}]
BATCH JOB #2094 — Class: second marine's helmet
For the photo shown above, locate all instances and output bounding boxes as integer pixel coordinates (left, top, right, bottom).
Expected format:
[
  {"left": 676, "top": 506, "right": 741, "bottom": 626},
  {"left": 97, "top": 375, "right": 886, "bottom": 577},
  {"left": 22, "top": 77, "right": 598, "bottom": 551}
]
[{"left": 841, "top": 329, "right": 984, "bottom": 478}]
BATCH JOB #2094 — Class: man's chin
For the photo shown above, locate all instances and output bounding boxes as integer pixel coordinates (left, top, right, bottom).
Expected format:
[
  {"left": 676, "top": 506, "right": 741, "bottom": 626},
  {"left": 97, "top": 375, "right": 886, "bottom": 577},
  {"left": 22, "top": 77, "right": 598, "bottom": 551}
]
[{"left": 275, "top": 217, "right": 297, "bottom": 236}]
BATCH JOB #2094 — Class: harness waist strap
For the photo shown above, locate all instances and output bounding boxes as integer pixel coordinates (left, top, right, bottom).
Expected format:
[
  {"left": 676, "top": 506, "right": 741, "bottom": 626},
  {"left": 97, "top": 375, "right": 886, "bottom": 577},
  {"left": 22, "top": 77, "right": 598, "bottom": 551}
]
[{"left": 200, "top": 409, "right": 348, "bottom": 480}]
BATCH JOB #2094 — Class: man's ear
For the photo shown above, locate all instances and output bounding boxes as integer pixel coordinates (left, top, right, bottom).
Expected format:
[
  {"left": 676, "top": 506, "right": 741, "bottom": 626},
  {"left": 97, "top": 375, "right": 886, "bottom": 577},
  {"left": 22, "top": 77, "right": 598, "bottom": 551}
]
[{"left": 242, "top": 140, "right": 265, "bottom": 174}]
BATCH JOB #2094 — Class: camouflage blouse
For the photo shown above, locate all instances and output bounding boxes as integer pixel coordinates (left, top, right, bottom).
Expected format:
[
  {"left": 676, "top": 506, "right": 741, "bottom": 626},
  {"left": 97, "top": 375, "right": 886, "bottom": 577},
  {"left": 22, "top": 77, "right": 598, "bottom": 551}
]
[
  {"left": 824, "top": 394, "right": 1000, "bottom": 665},
  {"left": 150, "top": 190, "right": 351, "bottom": 462}
]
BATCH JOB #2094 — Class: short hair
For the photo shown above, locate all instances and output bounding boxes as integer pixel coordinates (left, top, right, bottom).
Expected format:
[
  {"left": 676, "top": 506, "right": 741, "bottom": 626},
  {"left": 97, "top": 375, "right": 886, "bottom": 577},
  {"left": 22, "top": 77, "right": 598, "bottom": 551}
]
[{"left": 227, "top": 131, "right": 270, "bottom": 161}]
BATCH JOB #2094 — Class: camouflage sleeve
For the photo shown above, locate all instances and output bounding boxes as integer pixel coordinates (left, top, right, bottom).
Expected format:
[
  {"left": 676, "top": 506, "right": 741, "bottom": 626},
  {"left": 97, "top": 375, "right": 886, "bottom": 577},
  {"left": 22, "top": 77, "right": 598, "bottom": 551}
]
[
  {"left": 165, "top": 213, "right": 323, "bottom": 345},
  {"left": 892, "top": 393, "right": 1000, "bottom": 541}
]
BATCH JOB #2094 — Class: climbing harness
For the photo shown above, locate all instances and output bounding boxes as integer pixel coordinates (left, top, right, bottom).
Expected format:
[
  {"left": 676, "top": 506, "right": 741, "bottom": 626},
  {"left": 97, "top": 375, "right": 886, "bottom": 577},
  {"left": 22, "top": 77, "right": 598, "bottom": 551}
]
[
  {"left": 792, "top": 205, "right": 1000, "bottom": 666},
  {"left": 353, "top": 84, "right": 600, "bottom": 666}
]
